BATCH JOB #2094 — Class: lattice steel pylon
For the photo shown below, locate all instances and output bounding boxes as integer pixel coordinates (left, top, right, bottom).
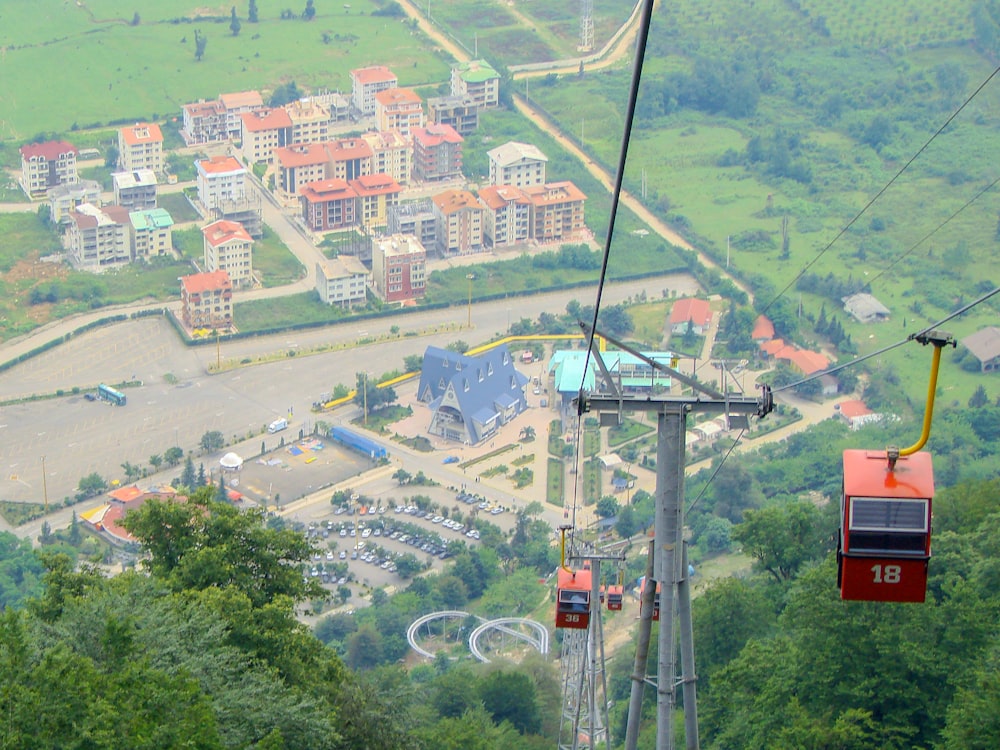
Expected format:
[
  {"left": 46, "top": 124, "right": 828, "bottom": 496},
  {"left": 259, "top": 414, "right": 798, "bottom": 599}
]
[
  {"left": 558, "top": 555, "right": 610, "bottom": 750},
  {"left": 579, "top": 0, "right": 595, "bottom": 52}
]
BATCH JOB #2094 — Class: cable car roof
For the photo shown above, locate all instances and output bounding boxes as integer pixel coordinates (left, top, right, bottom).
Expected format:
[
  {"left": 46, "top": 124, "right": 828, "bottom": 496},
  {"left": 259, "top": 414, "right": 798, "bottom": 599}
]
[{"left": 843, "top": 449, "right": 935, "bottom": 499}]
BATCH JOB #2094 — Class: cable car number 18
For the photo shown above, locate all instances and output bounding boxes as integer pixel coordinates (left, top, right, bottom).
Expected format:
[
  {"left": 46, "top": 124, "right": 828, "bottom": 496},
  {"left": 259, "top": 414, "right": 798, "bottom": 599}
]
[{"left": 871, "top": 564, "right": 902, "bottom": 584}]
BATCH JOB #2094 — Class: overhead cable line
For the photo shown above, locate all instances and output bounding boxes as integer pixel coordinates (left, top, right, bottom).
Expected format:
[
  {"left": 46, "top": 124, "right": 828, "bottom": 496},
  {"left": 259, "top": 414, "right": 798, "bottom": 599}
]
[{"left": 759, "top": 63, "right": 1000, "bottom": 317}]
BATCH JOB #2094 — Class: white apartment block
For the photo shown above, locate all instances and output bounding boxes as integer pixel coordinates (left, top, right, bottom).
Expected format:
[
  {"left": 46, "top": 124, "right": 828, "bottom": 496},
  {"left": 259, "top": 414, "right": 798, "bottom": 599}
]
[
  {"left": 118, "top": 123, "right": 164, "bottom": 174},
  {"left": 315, "top": 256, "right": 369, "bottom": 307},
  {"left": 196, "top": 155, "right": 247, "bottom": 211},
  {"left": 20, "top": 141, "right": 79, "bottom": 199},
  {"left": 350, "top": 66, "right": 398, "bottom": 116},
  {"left": 202, "top": 220, "right": 254, "bottom": 289},
  {"left": 487, "top": 141, "right": 547, "bottom": 187},
  {"left": 66, "top": 203, "right": 131, "bottom": 271}
]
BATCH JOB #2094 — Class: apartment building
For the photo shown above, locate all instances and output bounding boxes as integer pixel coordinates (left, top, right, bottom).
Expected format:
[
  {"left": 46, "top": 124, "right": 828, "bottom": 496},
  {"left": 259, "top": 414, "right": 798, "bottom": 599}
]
[
  {"left": 240, "top": 107, "right": 293, "bottom": 164},
  {"left": 487, "top": 141, "right": 547, "bottom": 187},
  {"left": 360, "top": 130, "right": 411, "bottom": 186},
  {"left": 350, "top": 65, "right": 398, "bottom": 116},
  {"left": 374, "top": 88, "right": 424, "bottom": 136},
  {"left": 522, "top": 181, "right": 588, "bottom": 244},
  {"left": 286, "top": 97, "right": 331, "bottom": 144},
  {"left": 327, "top": 137, "right": 374, "bottom": 181},
  {"left": 118, "top": 123, "right": 164, "bottom": 174},
  {"left": 411, "top": 124, "right": 464, "bottom": 182},
  {"left": 48, "top": 179, "right": 101, "bottom": 224},
  {"left": 65, "top": 203, "right": 131, "bottom": 271},
  {"left": 129, "top": 208, "right": 174, "bottom": 259},
  {"left": 299, "top": 178, "right": 358, "bottom": 232},
  {"left": 202, "top": 219, "right": 254, "bottom": 288},
  {"left": 450, "top": 59, "right": 500, "bottom": 108},
  {"left": 315, "top": 256, "right": 369, "bottom": 307},
  {"left": 387, "top": 199, "right": 438, "bottom": 250},
  {"left": 181, "top": 100, "right": 226, "bottom": 145},
  {"left": 180, "top": 270, "right": 233, "bottom": 330},
  {"left": 427, "top": 94, "right": 479, "bottom": 137},
  {"left": 274, "top": 143, "right": 330, "bottom": 198},
  {"left": 219, "top": 90, "right": 265, "bottom": 139},
  {"left": 478, "top": 185, "right": 531, "bottom": 249},
  {"left": 349, "top": 173, "right": 402, "bottom": 231},
  {"left": 20, "top": 141, "right": 79, "bottom": 199},
  {"left": 371, "top": 234, "right": 427, "bottom": 304},
  {"left": 431, "top": 189, "right": 484, "bottom": 255},
  {"left": 196, "top": 155, "right": 247, "bottom": 211}
]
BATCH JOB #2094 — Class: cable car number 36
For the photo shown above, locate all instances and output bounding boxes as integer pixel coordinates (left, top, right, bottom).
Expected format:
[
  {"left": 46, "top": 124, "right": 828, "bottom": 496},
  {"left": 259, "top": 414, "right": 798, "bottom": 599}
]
[{"left": 871, "top": 564, "right": 902, "bottom": 584}]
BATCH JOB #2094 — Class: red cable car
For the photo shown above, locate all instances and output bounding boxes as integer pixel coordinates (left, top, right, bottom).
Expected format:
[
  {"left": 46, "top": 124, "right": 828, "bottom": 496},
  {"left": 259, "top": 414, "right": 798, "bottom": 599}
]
[
  {"left": 605, "top": 584, "right": 624, "bottom": 611},
  {"left": 556, "top": 567, "right": 592, "bottom": 629},
  {"left": 652, "top": 582, "right": 662, "bottom": 621},
  {"left": 839, "top": 449, "right": 934, "bottom": 603}
]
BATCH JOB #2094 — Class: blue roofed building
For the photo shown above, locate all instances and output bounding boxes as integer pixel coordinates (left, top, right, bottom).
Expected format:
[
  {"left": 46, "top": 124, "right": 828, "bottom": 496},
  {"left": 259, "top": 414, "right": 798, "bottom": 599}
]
[
  {"left": 549, "top": 350, "right": 675, "bottom": 407},
  {"left": 417, "top": 344, "right": 529, "bottom": 445}
]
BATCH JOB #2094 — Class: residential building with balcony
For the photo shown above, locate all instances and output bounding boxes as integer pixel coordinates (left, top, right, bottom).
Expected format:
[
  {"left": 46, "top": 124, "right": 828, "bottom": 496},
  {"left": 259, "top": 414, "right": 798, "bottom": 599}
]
[
  {"left": 299, "top": 178, "right": 358, "bottom": 232},
  {"left": 487, "top": 141, "right": 547, "bottom": 187},
  {"left": 202, "top": 219, "right": 254, "bottom": 289},
  {"left": 20, "top": 141, "right": 79, "bottom": 199},
  {"left": 180, "top": 270, "right": 233, "bottom": 330},
  {"left": 112, "top": 170, "right": 158, "bottom": 211},
  {"left": 219, "top": 90, "right": 265, "bottom": 139},
  {"left": 118, "top": 123, "right": 164, "bottom": 174},
  {"left": 427, "top": 94, "right": 479, "bottom": 137},
  {"left": 432, "top": 189, "right": 484, "bottom": 255},
  {"left": 371, "top": 234, "right": 427, "bottom": 304},
  {"left": 350, "top": 65, "right": 398, "bottom": 116},
  {"left": 361, "top": 130, "right": 411, "bottom": 186},
  {"left": 181, "top": 99, "right": 226, "bottom": 144},
  {"left": 478, "top": 185, "right": 531, "bottom": 249},
  {"left": 274, "top": 143, "right": 330, "bottom": 198},
  {"left": 129, "top": 208, "right": 174, "bottom": 259},
  {"left": 196, "top": 155, "right": 247, "bottom": 211},
  {"left": 350, "top": 173, "right": 402, "bottom": 231},
  {"left": 316, "top": 256, "right": 369, "bottom": 307},
  {"left": 450, "top": 59, "right": 500, "bottom": 108},
  {"left": 388, "top": 199, "right": 438, "bottom": 250},
  {"left": 522, "top": 181, "right": 588, "bottom": 244},
  {"left": 327, "top": 137, "right": 374, "bottom": 181},
  {"left": 65, "top": 203, "right": 131, "bottom": 271},
  {"left": 240, "top": 107, "right": 293, "bottom": 164},
  {"left": 374, "top": 88, "right": 424, "bottom": 136},
  {"left": 286, "top": 97, "right": 331, "bottom": 144},
  {"left": 412, "top": 124, "right": 464, "bottom": 182},
  {"left": 48, "top": 179, "right": 101, "bottom": 224}
]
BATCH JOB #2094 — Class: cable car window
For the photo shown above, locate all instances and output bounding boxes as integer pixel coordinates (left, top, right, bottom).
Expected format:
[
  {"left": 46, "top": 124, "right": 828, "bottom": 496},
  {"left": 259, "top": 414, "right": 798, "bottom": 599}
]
[{"left": 849, "top": 498, "right": 928, "bottom": 531}]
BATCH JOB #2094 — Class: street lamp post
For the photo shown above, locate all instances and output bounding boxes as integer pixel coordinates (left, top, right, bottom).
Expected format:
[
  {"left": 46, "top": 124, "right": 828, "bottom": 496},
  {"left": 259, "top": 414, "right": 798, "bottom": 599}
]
[{"left": 466, "top": 273, "right": 475, "bottom": 328}]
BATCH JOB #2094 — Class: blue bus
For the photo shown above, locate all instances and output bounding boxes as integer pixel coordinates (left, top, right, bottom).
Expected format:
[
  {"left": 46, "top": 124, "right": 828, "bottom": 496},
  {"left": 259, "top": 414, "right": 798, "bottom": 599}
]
[{"left": 98, "top": 383, "right": 127, "bottom": 406}]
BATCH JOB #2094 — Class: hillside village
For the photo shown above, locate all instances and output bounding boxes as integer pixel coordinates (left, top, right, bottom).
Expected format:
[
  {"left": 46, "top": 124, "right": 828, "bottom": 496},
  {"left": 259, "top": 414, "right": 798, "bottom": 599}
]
[{"left": 17, "top": 59, "right": 588, "bottom": 335}]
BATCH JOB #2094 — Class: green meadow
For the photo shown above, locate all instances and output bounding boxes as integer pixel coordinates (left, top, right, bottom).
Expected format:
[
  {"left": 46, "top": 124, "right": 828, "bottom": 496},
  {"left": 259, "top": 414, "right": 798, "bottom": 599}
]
[{"left": 0, "top": 0, "right": 449, "bottom": 141}]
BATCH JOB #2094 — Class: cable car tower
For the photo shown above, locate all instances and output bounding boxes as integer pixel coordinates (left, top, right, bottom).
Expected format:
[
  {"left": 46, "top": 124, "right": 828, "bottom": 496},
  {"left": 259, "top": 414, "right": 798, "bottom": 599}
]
[{"left": 571, "top": 324, "right": 773, "bottom": 750}]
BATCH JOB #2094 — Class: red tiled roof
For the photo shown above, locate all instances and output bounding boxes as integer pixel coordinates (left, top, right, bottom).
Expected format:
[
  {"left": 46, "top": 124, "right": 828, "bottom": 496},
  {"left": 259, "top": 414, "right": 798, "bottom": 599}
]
[
  {"left": 786, "top": 349, "right": 829, "bottom": 375},
  {"left": 328, "top": 138, "right": 374, "bottom": 161},
  {"left": 668, "top": 297, "right": 712, "bottom": 327},
  {"left": 351, "top": 65, "right": 397, "bottom": 85},
  {"left": 432, "top": 189, "right": 481, "bottom": 214},
  {"left": 478, "top": 185, "right": 529, "bottom": 209},
  {"left": 108, "top": 485, "right": 144, "bottom": 503},
  {"left": 197, "top": 155, "right": 244, "bottom": 174},
  {"left": 349, "top": 173, "right": 401, "bottom": 196},
  {"left": 120, "top": 123, "right": 163, "bottom": 145},
  {"left": 412, "top": 123, "right": 463, "bottom": 146},
  {"left": 275, "top": 143, "right": 329, "bottom": 168},
  {"left": 219, "top": 90, "right": 264, "bottom": 109},
  {"left": 375, "top": 87, "right": 422, "bottom": 106},
  {"left": 760, "top": 338, "right": 786, "bottom": 356},
  {"left": 241, "top": 107, "right": 293, "bottom": 132},
  {"left": 300, "top": 178, "right": 357, "bottom": 202},
  {"left": 838, "top": 399, "right": 872, "bottom": 419},
  {"left": 202, "top": 219, "right": 252, "bottom": 247},
  {"left": 521, "top": 181, "right": 587, "bottom": 206},
  {"left": 20, "top": 140, "right": 78, "bottom": 160},
  {"left": 752, "top": 314, "right": 775, "bottom": 341},
  {"left": 181, "top": 270, "right": 233, "bottom": 294}
]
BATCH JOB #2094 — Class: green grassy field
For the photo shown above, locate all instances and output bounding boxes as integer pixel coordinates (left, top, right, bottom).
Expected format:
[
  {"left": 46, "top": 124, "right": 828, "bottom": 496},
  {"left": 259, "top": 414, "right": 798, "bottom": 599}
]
[{"left": 0, "top": 0, "right": 450, "bottom": 141}]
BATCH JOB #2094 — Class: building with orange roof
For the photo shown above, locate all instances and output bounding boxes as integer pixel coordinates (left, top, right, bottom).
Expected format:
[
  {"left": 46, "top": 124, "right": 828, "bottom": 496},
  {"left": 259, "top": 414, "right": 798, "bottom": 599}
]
[
  {"left": 327, "top": 137, "right": 374, "bottom": 181},
  {"left": 299, "top": 178, "right": 358, "bottom": 232},
  {"left": 350, "top": 173, "right": 402, "bottom": 230},
  {"left": 669, "top": 297, "right": 713, "bottom": 335},
  {"left": 351, "top": 65, "right": 399, "bottom": 116},
  {"left": 521, "top": 181, "right": 588, "bottom": 244},
  {"left": 286, "top": 97, "right": 331, "bottom": 144},
  {"left": 361, "top": 130, "right": 411, "bottom": 186},
  {"left": 196, "top": 155, "right": 247, "bottom": 211},
  {"left": 240, "top": 107, "right": 293, "bottom": 164},
  {"left": 412, "top": 124, "right": 464, "bottom": 182},
  {"left": 784, "top": 348, "right": 829, "bottom": 376},
  {"left": 275, "top": 143, "right": 331, "bottom": 197},
  {"left": 180, "top": 270, "right": 233, "bottom": 330},
  {"left": 181, "top": 99, "right": 226, "bottom": 144},
  {"left": 478, "top": 185, "right": 531, "bottom": 248},
  {"left": 752, "top": 314, "right": 775, "bottom": 342},
  {"left": 84, "top": 485, "right": 182, "bottom": 545},
  {"left": 202, "top": 220, "right": 254, "bottom": 288},
  {"left": 836, "top": 399, "right": 883, "bottom": 430},
  {"left": 432, "top": 189, "right": 485, "bottom": 255},
  {"left": 760, "top": 338, "right": 787, "bottom": 358},
  {"left": 19, "top": 140, "right": 79, "bottom": 199},
  {"left": 65, "top": 203, "right": 132, "bottom": 271},
  {"left": 375, "top": 87, "right": 424, "bottom": 136},
  {"left": 372, "top": 234, "right": 427, "bottom": 304},
  {"left": 219, "top": 90, "right": 265, "bottom": 138},
  {"left": 316, "top": 256, "right": 369, "bottom": 307},
  {"left": 118, "top": 123, "right": 164, "bottom": 174}
]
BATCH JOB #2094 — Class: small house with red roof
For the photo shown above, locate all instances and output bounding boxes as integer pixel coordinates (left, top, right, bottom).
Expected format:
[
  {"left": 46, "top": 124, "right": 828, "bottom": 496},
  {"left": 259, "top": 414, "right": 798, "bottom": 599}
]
[
  {"left": 669, "top": 298, "right": 712, "bottom": 335},
  {"left": 752, "top": 315, "right": 775, "bottom": 342}
]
